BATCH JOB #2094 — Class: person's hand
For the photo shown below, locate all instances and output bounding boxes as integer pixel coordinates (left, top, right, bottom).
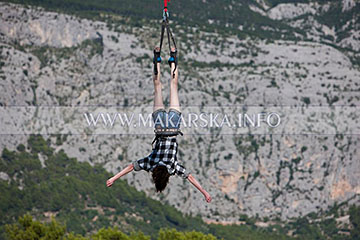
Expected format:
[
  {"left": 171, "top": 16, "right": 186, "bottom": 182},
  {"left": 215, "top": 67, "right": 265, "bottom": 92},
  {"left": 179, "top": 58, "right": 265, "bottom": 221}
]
[
  {"left": 204, "top": 192, "right": 212, "bottom": 203},
  {"left": 106, "top": 177, "right": 114, "bottom": 187}
]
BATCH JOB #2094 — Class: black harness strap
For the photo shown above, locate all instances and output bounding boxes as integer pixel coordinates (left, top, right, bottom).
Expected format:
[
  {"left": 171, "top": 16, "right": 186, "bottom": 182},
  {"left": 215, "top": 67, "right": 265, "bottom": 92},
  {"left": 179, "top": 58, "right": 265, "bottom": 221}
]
[
  {"left": 159, "top": 18, "right": 176, "bottom": 55},
  {"left": 151, "top": 130, "right": 183, "bottom": 148},
  {"left": 154, "top": 21, "right": 167, "bottom": 76},
  {"left": 159, "top": 20, "right": 166, "bottom": 53},
  {"left": 165, "top": 19, "right": 177, "bottom": 51},
  {"left": 165, "top": 19, "right": 177, "bottom": 78},
  {"left": 155, "top": 12, "right": 177, "bottom": 77}
]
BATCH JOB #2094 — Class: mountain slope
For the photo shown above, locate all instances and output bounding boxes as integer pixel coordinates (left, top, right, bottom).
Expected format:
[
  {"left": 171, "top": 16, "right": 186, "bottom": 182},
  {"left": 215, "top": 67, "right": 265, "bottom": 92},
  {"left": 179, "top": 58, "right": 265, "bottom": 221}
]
[
  {"left": 0, "top": 135, "right": 294, "bottom": 240},
  {"left": 0, "top": 0, "right": 359, "bottom": 226}
]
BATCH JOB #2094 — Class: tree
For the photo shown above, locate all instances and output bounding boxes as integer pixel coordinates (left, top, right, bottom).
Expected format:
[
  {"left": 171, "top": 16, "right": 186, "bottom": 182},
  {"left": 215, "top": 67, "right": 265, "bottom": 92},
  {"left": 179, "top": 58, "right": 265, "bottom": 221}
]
[
  {"left": 92, "top": 227, "right": 130, "bottom": 240},
  {"left": 158, "top": 228, "right": 217, "bottom": 240},
  {"left": 5, "top": 214, "right": 66, "bottom": 240},
  {"left": 5, "top": 216, "right": 216, "bottom": 240},
  {"left": 350, "top": 205, "right": 360, "bottom": 240}
]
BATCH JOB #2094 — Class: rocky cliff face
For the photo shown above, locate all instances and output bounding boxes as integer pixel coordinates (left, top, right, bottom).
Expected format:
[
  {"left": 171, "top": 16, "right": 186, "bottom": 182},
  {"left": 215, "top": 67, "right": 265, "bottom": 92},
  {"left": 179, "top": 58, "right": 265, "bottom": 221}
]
[{"left": 0, "top": 1, "right": 359, "bottom": 222}]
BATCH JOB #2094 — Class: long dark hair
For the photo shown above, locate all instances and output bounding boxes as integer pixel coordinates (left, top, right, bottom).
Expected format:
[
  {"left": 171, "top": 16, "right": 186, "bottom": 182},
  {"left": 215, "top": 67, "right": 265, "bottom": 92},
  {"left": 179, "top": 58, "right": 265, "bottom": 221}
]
[{"left": 152, "top": 166, "right": 170, "bottom": 192}]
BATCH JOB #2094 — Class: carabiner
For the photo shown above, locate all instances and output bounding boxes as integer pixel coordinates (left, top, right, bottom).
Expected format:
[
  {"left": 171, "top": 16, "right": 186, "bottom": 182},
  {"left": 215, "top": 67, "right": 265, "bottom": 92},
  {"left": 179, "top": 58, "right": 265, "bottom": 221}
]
[{"left": 163, "top": 9, "right": 169, "bottom": 21}]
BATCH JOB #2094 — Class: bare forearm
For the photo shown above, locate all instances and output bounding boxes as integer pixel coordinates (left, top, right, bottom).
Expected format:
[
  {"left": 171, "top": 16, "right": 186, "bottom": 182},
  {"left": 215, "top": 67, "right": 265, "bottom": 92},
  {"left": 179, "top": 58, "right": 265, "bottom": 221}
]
[
  {"left": 107, "top": 164, "right": 134, "bottom": 188},
  {"left": 113, "top": 164, "right": 134, "bottom": 181},
  {"left": 188, "top": 174, "right": 207, "bottom": 195},
  {"left": 188, "top": 174, "right": 211, "bottom": 202}
]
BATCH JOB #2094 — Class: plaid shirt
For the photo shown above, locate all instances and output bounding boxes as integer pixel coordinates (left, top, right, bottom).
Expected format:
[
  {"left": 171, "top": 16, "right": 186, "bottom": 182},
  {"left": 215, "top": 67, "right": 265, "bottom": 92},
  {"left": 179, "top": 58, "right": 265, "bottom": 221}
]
[{"left": 133, "top": 137, "right": 189, "bottom": 179}]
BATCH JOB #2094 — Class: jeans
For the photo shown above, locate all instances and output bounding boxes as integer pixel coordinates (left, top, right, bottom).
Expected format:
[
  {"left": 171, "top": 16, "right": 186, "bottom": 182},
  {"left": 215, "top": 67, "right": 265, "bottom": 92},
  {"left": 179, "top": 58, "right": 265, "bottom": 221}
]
[{"left": 152, "top": 108, "right": 181, "bottom": 130}]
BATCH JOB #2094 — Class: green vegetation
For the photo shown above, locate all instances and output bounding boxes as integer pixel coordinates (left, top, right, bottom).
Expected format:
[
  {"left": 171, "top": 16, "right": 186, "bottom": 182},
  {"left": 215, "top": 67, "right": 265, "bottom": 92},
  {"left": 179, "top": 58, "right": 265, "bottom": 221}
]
[
  {"left": 1, "top": 0, "right": 303, "bottom": 41},
  {"left": 0, "top": 46, "right": 6, "bottom": 81},
  {"left": 301, "top": 97, "right": 311, "bottom": 105},
  {"left": 0, "top": 135, "right": 293, "bottom": 240},
  {"left": 5, "top": 215, "right": 67, "bottom": 240},
  {"left": 349, "top": 204, "right": 360, "bottom": 239},
  {"left": 0, "top": 135, "right": 204, "bottom": 238},
  {"left": 6, "top": 136, "right": 359, "bottom": 239},
  {"left": 314, "top": 1, "right": 360, "bottom": 34},
  {"left": 29, "top": 37, "right": 103, "bottom": 69},
  {"left": 5, "top": 215, "right": 215, "bottom": 240},
  {"left": 3, "top": 0, "right": 359, "bottom": 69}
]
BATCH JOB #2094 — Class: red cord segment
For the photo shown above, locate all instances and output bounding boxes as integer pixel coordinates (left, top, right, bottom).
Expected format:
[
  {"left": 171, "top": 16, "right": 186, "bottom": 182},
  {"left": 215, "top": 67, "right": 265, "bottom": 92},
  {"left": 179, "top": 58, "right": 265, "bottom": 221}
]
[{"left": 164, "top": 0, "right": 170, "bottom": 11}]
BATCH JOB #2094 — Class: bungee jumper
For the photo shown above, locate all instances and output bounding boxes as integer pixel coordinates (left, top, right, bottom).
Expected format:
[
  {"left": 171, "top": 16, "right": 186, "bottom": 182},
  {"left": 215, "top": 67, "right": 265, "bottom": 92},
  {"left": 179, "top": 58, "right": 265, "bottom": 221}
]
[{"left": 106, "top": 0, "right": 211, "bottom": 203}]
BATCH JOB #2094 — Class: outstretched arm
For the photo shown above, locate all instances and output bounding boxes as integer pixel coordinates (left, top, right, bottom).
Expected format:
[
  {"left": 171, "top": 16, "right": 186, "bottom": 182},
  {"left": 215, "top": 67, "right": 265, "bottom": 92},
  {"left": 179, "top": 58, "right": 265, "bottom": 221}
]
[
  {"left": 106, "top": 164, "right": 134, "bottom": 187},
  {"left": 187, "top": 174, "right": 212, "bottom": 203}
]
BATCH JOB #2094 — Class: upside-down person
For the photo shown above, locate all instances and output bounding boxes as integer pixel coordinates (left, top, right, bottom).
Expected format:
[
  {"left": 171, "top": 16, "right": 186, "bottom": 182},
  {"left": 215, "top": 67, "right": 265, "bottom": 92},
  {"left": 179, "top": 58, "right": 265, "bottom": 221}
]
[{"left": 106, "top": 47, "right": 211, "bottom": 203}]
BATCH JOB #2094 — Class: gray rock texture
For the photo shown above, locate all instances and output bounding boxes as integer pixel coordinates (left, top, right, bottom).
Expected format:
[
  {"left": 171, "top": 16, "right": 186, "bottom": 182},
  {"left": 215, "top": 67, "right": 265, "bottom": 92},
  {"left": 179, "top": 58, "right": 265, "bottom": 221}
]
[{"left": 0, "top": 2, "right": 359, "bottom": 222}]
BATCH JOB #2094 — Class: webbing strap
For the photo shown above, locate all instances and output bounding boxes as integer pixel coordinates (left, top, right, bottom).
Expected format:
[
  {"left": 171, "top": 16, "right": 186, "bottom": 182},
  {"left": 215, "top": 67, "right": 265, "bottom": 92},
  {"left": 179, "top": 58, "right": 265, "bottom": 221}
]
[
  {"left": 155, "top": 1, "right": 177, "bottom": 76},
  {"left": 165, "top": 20, "right": 177, "bottom": 77},
  {"left": 154, "top": 21, "right": 167, "bottom": 76},
  {"left": 159, "top": 18, "right": 176, "bottom": 55},
  {"left": 166, "top": 20, "right": 177, "bottom": 50},
  {"left": 159, "top": 20, "right": 166, "bottom": 53},
  {"left": 166, "top": 22, "right": 171, "bottom": 51}
]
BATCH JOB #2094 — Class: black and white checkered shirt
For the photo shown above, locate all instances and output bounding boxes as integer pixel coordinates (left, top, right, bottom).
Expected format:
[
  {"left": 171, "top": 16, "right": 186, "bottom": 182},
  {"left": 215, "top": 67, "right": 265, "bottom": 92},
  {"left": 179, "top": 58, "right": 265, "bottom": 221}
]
[{"left": 133, "top": 137, "right": 189, "bottom": 179}]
